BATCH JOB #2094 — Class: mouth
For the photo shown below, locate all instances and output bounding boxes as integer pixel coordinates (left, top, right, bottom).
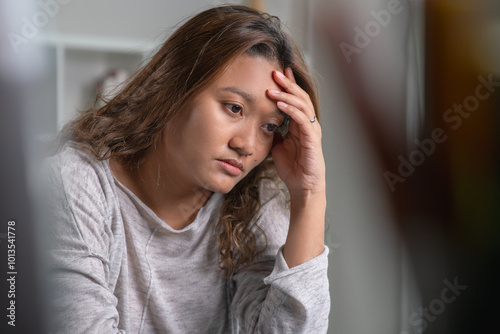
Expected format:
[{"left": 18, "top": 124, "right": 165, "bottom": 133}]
[{"left": 216, "top": 159, "right": 244, "bottom": 176}]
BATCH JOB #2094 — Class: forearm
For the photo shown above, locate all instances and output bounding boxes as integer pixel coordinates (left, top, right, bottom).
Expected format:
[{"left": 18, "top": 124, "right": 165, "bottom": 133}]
[
  {"left": 282, "top": 190, "right": 326, "bottom": 268},
  {"left": 231, "top": 189, "right": 330, "bottom": 333}
]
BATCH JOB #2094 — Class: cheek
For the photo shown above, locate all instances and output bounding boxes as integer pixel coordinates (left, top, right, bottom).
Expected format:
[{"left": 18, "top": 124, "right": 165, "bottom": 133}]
[
  {"left": 260, "top": 134, "right": 275, "bottom": 155},
  {"left": 180, "top": 108, "right": 223, "bottom": 151},
  {"left": 251, "top": 143, "right": 273, "bottom": 168}
]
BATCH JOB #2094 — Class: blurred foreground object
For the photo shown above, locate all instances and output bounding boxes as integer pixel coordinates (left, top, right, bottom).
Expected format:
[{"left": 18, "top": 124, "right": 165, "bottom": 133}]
[
  {"left": 0, "top": 1, "right": 47, "bottom": 333},
  {"left": 425, "top": 0, "right": 500, "bottom": 333},
  {"left": 323, "top": 0, "right": 499, "bottom": 333}
]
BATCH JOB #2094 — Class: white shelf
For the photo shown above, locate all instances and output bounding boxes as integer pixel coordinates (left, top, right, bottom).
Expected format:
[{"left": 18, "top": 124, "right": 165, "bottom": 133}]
[
  {"left": 39, "top": 33, "right": 156, "bottom": 53},
  {"left": 38, "top": 33, "right": 155, "bottom": 132}
]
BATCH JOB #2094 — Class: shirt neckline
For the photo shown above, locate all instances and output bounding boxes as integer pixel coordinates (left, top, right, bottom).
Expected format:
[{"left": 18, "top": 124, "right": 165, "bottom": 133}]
[{"left": 106, "top": 159, "right": 223, "bottom": 233}]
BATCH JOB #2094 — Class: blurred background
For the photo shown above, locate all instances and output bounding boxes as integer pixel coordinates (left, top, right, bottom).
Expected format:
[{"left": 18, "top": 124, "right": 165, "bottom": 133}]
[{"left": 0, "top": 0, "right": 498, "bottom": 333}]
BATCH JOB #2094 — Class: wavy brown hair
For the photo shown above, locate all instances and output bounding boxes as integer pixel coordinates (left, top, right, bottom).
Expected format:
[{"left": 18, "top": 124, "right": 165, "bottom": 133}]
[{"left": 59, "top": 5, "right": 319, "bottom": 277}]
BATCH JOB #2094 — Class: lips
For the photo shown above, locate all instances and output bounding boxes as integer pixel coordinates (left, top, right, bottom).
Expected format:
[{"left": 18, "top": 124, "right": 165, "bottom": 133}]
[
  {"left": 220, "top": 159, "right": 244, "bottom": 171},
  {"left": 216, "top": 159, "right": 244, "bottom": 176}
]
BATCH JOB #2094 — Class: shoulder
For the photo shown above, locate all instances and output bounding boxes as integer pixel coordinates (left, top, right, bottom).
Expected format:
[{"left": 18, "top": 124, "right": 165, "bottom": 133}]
[
  {"left": 42, "top": 143, "right": 120, "bottom": 256},
  {"left": 43, "top": 143, "right": 113, "bottom": 196},
  {"left": 45, "top": 143, "right": 106, "bottom": 178},
  {"left": 42, "top": 143, "right": 117, "bottom": 231}
]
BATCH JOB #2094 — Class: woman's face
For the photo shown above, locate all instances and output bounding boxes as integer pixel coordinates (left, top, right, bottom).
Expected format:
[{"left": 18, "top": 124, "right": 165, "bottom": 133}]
[{"left": 161, "top": 54, "right": 285, "bottom": 194}]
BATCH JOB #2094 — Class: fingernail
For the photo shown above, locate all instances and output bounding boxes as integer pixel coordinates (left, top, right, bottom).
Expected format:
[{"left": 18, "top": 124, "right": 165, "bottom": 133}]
[
  {"left": 275, "top": 71, "right": 286, "bottom": 78},
  {"left": 268, "top": 89, "right": 281, "bottom": 95}
]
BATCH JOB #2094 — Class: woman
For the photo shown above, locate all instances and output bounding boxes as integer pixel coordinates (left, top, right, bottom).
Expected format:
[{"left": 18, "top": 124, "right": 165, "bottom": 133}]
[{"left": 44, "top": 5, "right": 330, "bottom": 333}]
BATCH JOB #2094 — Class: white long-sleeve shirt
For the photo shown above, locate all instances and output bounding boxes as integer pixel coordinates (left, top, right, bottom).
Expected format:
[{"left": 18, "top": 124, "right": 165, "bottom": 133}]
[{"left": 42, "top": 144, "right": 330, "bottom": 333}]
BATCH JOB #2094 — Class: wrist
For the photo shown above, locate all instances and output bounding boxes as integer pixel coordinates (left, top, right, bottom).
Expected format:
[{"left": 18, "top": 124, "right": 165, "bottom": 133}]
[
  {"left": 289, "top": 191, "right": 326, "bottom": 232},
  {"left": 289, "top": 187, "right": 326, "bottom": 209},
  {"left": 284, "top": 190, "right": 326, "bottom": 268}
]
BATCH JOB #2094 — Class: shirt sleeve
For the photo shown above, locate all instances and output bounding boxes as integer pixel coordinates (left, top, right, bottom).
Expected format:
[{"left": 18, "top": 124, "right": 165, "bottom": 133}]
[
  {"left": 229, "top": 187, "right": 331, "bottom": 333},
  {"left": 41, "top": 147, "right": 126, "bottom": 334}
]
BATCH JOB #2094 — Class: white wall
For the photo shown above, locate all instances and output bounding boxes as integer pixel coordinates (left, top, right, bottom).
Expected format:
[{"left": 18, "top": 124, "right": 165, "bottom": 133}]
[
  {"left": 310, "top": 1, "right": 422, "bottom": 333},
  {"left": 48, "top": 0, "right": 242, "bottom": 42}
]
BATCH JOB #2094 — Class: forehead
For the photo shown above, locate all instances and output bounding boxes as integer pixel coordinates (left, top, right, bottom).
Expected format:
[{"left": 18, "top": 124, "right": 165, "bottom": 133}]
[{"left": 212, "top": 54, "right": 283, "bottom": 96}]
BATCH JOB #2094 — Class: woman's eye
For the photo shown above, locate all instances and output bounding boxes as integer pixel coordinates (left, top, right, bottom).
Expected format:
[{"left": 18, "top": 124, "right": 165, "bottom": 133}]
[
  {"left": 226, "top": 104, "right": 242, "bottom": 114},
  {"left": 264, "top": 124, "right": 278, "bottom": 133}
]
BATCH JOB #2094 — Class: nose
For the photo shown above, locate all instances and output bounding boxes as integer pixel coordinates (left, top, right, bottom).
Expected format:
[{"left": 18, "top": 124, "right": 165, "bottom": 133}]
[{"left": 229, "top": 126, "right": 257, "bottom": 157}]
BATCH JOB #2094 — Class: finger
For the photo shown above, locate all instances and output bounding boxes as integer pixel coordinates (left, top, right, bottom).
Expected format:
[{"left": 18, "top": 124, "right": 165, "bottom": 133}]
[
  {"left": 277, "top": 100, "right": 317, "bottom": 129},
  {"left": 267, "top": 89, "right": 311, "bottom": 118},
  {"left": 278, "top": 102, "right": 322, "bottom": 143},
  {"left": 271, "top": 71, "right": 316, "bottom": 122},
  {"left": 285, "top": 67, "right": 296, "bottom": 84},
  {"left": 273, "top": 71, "right": 310, "bottom": 102}
]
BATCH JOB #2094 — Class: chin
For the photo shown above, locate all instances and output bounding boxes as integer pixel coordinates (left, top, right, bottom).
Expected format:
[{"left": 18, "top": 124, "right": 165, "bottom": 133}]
[
  {"left": 203, "top": 176, "right": 241, "bottom": 195},
  {"left": 208, "top": 183, "right": 237, "bottom": 195}
]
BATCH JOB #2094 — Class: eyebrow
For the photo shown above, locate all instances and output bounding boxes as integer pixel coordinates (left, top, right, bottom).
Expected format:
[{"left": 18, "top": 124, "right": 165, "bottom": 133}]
[
  {"left": 221, "top": 86, "right": 284, "bottom": 117},
  {"left": 221, "top": 86, "right": 255, "bottom": 104}
]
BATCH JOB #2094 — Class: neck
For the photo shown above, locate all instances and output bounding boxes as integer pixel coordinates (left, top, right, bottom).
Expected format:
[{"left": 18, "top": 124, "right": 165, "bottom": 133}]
[{"left": 110, "top": 153, "right": 212, "bottom": 230}]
